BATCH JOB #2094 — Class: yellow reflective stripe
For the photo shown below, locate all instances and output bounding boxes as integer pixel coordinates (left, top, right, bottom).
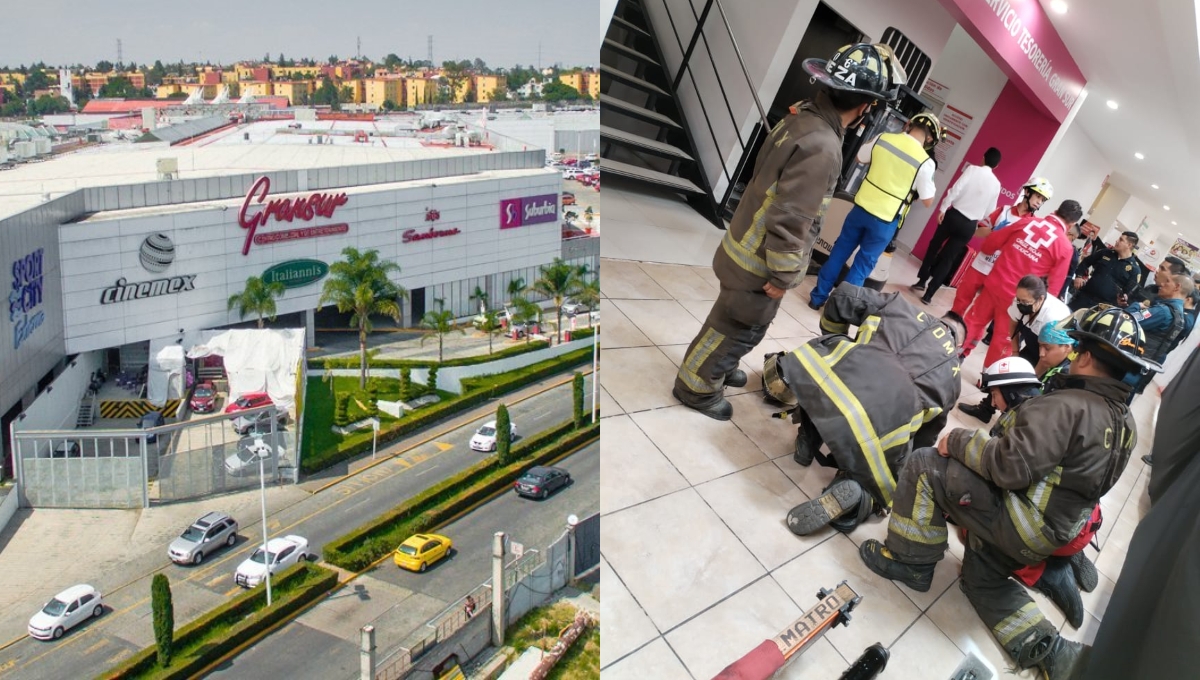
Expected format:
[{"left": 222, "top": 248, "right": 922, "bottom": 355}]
[
  {"left": 878, "top": 407, "right": 943, "bottom": 451},
  {"left": 765, "top": 248, "right": 805, "bottom": 273},
  {"left": 794, "top": 344, "right": 895, "bottom": 506},
  {"left": 875, "top": 136, "right": 924, "bottom": 169},
  {"left": 889, "top": 513, "right": 947, "bottom": 546},
  {"left": 825, "top": 316, "right": 881, "bottom": 368},
  {"left": 962, "top": 431, "right": 989, "bottom": 473},
  {"left": 994, "top": 602, "right": 1045, "bottom": 646},
  {"left": 913, "top": 472, "right": 935, "bottom": 525},
  {"left": 721, "top": 231, "right": 769, "bottom": 278},
  {"left": 820, "top": 318, "right": 850, "bottom": 335},
  {"left": 742, "top": 183, "right": 777, "bottom": 253},
  {"left": 1005, "top": 494, "right": 1058, "bottom": 557},
  {"left": 1028, "top": 466, "right": 1062, "bottom": 513},
  {"left": 678, "top": 328, "right": 725, "bottom": 395}
]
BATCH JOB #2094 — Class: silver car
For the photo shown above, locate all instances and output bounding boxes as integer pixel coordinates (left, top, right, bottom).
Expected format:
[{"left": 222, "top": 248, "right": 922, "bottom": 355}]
[{"left": 168, "top": 512, "right": 239, "bottom": 565}]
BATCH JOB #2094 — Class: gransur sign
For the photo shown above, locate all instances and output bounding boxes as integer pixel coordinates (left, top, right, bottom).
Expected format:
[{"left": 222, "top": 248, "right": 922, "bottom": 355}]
[
  {"left": 262, "top": 259, "right": 329, "bottom": 289},
  {"left": 238, "top": 176, "right": 350, "bottom": 255}
]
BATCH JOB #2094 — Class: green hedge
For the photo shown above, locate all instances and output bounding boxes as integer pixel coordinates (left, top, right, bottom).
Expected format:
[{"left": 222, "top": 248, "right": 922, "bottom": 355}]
[
  {"left": 567, "top": 326, "right": 596, "bottom": 341},
  {"left": 308, "top": 340, "right": 551, "bottom": 369},
  {"left": 324, "top": 420, "right": 599, "bottom": 571},
  {"left": 99, "top": 563, "right": 337, "bottom": 680},
  {"left": 300, "top": 347, "right": 593, "bottom": 474}
]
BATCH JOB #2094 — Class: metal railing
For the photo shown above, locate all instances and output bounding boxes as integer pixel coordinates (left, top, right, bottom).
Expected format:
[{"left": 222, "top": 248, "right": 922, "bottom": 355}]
[
  {"left": 374, "top": 583, "right": 495, "bottom": 680},
  {"left": 660, "top": 0, "right": 771, "bottom": 214}
]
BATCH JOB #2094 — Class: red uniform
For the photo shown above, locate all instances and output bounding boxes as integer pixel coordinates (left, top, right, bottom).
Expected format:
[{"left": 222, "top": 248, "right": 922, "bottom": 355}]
[
  {"left": 950, "top": 205, "right": 1026, "bottom": 318},
  {"left": 964, "top": 213, "right": 1073, "bottom": 367}
]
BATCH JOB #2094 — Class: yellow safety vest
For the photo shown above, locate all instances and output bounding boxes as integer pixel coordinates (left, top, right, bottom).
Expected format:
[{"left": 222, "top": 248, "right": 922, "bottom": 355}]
[{"left": 854, "top": 132, "right": 929, "bottom": 222}]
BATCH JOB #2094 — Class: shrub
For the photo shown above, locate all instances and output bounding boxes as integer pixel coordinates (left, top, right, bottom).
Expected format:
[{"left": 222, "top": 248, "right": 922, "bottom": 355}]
[
  {"left": 306, "top": 340, "right": 550, "bottom": 369},
  {"left": 399, "top": 367, "right": 412, "bottom": 401},
  {"left": 334, "top": 393, "right": 350, "bottom": 427},
  {"left": 151, "top": 574, "right": 173, "bottom": 668},
  {"left": 427, "top": 365, "right": 439, "bottom": 392},
  {"left": 366, "top": 383, "right": 379, "bottom": 417},
  {"left": 572, "top": 372, "right": 584, "bottom": 429},
  {"left": 496, "top": 403, "right": 512, "bottom": 464}
]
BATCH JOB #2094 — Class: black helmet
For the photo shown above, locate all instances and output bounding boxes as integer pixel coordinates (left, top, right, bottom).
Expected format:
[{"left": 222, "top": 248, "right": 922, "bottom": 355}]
[
  {"left": 1067, "top": 306, "right": 1163, "bottom": 374},
  {"left": 802, "top": 43, "right": 906, "bottom": 102}
]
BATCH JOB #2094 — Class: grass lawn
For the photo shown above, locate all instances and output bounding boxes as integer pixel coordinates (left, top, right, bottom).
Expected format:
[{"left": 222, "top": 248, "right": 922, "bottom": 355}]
[
  {"left": 302, "top": 375, "right": 448, "bottom": 463},
  {"left": 506, "top": 601, "right": 599, "bottom": 680}
]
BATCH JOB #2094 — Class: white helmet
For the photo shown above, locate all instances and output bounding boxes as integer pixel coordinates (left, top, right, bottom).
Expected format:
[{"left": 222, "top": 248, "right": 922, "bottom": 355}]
[
  {"left": 980, "top": 357, "right": 1040, "bottom": 390},
  {"left": 1023, "top": 177, "right": 1054, "bottom": 201}
]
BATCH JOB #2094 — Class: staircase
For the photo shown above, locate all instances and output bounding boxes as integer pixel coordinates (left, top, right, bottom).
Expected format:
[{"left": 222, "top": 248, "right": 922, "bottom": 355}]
[
  {"left": 76, "top": 395, "right": 97, "bottom": 428},
  {"left": 600, "top": 0, "right": 723, "bottom": 227}
]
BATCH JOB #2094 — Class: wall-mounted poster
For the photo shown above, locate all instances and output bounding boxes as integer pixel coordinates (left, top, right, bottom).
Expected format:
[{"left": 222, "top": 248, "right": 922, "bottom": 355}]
[{"left": 1169, "top": 237, "right": 1200, "bottom": 269}]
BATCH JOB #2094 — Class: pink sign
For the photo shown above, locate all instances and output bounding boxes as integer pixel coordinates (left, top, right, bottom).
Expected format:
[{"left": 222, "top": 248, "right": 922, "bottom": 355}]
[
  {"left": 238, "top": 176, "right": 350, "bottom": 256},
  {"left": 500, "top": 199, "right": 523, "bottom": 229},
  {"left": 936, "top": 0, "right": 1086, "bottom": 123}
]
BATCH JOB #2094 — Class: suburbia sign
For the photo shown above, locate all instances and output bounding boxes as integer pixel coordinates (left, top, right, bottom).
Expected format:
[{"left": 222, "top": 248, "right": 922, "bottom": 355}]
[
  {"left": 403, "top": 226, "right": 462, "bottom": 243},
  {"left": 238, "top": 176, "right": 350, "bottom": 255},
  {"left": 500, "top": 194, "right": 558, "bottom": 229},
  {"left": 263, "top": 259, "right": 329, "bottom": 289},
  {"left": 100, "top": 275, "right": 197, "bottom": 305}
]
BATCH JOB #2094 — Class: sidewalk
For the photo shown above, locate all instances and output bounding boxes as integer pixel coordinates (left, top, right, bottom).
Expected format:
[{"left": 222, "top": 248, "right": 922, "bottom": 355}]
[{"left": 311, "top": 320, "right": 586, "bottom": 364}]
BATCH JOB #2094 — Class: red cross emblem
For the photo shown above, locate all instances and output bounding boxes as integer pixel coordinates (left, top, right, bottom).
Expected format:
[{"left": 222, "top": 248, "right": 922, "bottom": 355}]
[{"left": 1021, "top": 219, "right": 1059, "bottom": 249}]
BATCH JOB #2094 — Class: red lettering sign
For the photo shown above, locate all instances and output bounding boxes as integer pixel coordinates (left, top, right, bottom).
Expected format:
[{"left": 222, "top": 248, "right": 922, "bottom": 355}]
[
  {"left": 402, "top": 226, "right": 462, "bottom": 243},
  {"left": 238, "top": 176, "right": 349, "bottom": 255}
]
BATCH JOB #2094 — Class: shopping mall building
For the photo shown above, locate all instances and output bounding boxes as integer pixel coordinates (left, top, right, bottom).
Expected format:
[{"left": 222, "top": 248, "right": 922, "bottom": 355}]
[{"left": 0, "top": 118, "right": 595, "bottom": 473}]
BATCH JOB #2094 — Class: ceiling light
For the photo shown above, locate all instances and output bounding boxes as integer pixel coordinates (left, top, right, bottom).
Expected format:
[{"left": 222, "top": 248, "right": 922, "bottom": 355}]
[
  {"left": 1135, "top": 152, "right": 1145, "bottom": 160},
  {"left": 1173, "top": 221, "right": 1178, "bottom": 226},
  {"left": 1164, "top": 205, "right": 1171, "bottom": 211},
  {"left": 1050, "top": 0, "right": 1068, "bottom": 13},
  {"left": 1106, "top": 100, "right": 1118, "bottom": 110},
  {"left": 1152, "top": 184, "right": 1160, "bottom": 189}
]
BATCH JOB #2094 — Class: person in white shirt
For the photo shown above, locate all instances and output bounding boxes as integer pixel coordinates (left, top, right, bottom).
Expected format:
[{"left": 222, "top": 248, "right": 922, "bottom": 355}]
[
  {"left": 808, "top": 113, "right": 941, "bottom": 309},
  {"left": 912, "top": 147, "right": 1003, "bottom": 303}
]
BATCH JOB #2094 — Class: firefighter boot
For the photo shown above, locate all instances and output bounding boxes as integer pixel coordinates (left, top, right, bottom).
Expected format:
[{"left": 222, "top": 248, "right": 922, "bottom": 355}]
[
  {"left": 1036, "top": 635, "right": 1089, "bottom": 680},
  {"left": 858, "top": 539, "right": 935, "bottom": 592},
  {"left": 672, "top": 386, "right": 733, "bottom": 421},
  {"left": 1033, "top": 558, "right": 1085, "bottom": 628},
  {"left": 1065, "top": 552, "right": 1099, "bottom": 593},
  {"left": 724, "top": 369, "right": 748, "bottom": 388},
  {"left": 787, "top": 477, "right": 863, "bottom": 536},
  {"left": 793, "top": 415, "right": 823, "bottom": 467},
  {"left": 957, "top": 398, "right": 996, "bottom": 423}
]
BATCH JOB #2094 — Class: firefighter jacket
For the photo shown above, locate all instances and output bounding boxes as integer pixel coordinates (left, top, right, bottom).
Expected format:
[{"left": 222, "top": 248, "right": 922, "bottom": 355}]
[
  {"left": 855, "top": 132, "right": 929, "bottom": 222},
  {"left": 978, "top": 213, "right": 1074, "bottom": 300},
  {"left": 946, "top": 373, "right": 1136, "bottom": 563},
  {"left": 715, "top": 92, "right": 844, "bottom": 292},
  {"left": 778, "top": 283, "right": 962, "bottom": 509}
]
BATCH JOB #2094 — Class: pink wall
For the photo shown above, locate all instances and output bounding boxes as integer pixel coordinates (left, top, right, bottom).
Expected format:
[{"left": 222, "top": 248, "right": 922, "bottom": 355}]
[{"left": 913, "top": 81, "right": 1061, "bottom": 259}]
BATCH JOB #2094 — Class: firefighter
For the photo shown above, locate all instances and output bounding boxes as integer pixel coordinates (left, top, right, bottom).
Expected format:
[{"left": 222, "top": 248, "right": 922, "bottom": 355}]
[
  {"left": 673, "top": 43, "right": 906, "bottom": 421},
  {"left": 858, "top": 306, "right": 1159, "bottom": 679},
  {"left": 761, "top": 282, "right": 963, "bottom": 536}
]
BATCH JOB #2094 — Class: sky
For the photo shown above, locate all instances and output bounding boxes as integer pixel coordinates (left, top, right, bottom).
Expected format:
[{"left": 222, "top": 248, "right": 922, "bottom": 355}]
[{"left": 0, "top": 0, "right": 601, "bottom": 70}]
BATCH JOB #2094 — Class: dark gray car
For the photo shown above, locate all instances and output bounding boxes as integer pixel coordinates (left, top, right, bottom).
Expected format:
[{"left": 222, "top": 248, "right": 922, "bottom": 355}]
[
  {"left": 139, "top": 411, "right": 165, "bottom": 443},
  {"left": 168, "top": 512, "right": 239, "bottom": 565}
]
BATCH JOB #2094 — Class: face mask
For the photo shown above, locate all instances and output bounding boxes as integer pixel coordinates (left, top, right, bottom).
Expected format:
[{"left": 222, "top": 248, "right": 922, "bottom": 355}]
[{"left": 1017, "top": 302, "right": 1035, "bottom": 316}]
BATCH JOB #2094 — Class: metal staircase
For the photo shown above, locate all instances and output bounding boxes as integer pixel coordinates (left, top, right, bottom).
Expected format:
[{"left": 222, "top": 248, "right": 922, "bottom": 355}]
[
  {"left": 600, "top": 0, "right": 723, "bottom": 226},
  {"left": 76, "top": 394, "right": 97, "bottom": 427}
]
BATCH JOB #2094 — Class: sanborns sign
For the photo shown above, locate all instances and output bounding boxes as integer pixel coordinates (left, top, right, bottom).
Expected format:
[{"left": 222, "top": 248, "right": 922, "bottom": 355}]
[
  {"left": 403, "top": 226, "right": 462, "bottom": 243},
  {"left": 238, "top": 176, "right": 350, "bottom": 255},
  {"left": 500, "top": 194, "right": 558, "bottom": 229},
  {"left": 263, "top": 259, "right": 329, "bottom": 289},
  {"left": 937, "top": 0, "right": 1085, "bottom": 123}
]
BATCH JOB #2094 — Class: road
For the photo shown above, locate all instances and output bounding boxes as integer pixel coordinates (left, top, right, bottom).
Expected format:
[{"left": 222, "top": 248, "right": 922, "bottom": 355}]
[
  {"left": 0, "top": 374, "right": 593, "bottom": 680},
  {"left": 206, "top": 442, "right": 599, "bottom": 679}
]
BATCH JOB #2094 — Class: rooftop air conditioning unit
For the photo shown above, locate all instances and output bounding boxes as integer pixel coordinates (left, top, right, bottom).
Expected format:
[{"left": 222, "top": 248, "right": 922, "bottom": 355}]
[{"left": 157, "top": 157, "right": 179, "bottom": 181}]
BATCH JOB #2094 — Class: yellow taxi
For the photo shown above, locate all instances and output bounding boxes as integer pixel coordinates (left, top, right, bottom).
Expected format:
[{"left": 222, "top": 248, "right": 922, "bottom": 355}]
[{"left": 393, "top": 533, "right": 453, "bottom": 572}]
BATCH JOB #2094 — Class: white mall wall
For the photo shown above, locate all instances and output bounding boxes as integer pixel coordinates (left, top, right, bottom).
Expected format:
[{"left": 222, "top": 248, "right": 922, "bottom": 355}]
[
  {"left": 1031, "top": 123, "right": 1112, "bottom": 234},
  {"left": 12, "top": 350, "right": 103, "bottom": 433},
  {"left": 1113, "top": 194, "right": 1175, "bottom": 266},
  {"left": 895, "top": 25, "right": 1008, "bottom": 252}
]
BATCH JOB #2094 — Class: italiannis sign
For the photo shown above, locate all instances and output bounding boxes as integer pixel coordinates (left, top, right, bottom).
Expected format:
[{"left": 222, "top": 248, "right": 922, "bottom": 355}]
[
  {"left": 262, "top": 259, "right": 329, "bottom": 289},
  {"left": 238, "top": 176, "right": 350, "bottom": 255}
]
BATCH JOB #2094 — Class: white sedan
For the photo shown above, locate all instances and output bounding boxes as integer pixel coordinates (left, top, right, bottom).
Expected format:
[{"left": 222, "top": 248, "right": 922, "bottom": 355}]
[
  {"left": 28, "top": 585, "right": 103, "bottom": 640},
  {"left": 470, "top": 420, "right": 518, "bottom": 452},
  {"left": 234, "top": 535, "right": 312, "bottom": 588}
]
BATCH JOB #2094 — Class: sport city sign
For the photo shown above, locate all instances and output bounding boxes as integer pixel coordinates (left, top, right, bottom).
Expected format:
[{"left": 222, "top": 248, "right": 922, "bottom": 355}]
[
  {"left": 238, "top": 176, "right": 350, "bottom": 255},
  {"left": 263, "top": 259, "right": 329, "bottom": 289},
  {"left": 500, "top": 194, "right": 558, "bottom": 229},
  {"left": 100, "top": 233, "right": 198, "bottom": 305},
  {"left": 10, "top": 248, "right": 45, "bottom": 350}
]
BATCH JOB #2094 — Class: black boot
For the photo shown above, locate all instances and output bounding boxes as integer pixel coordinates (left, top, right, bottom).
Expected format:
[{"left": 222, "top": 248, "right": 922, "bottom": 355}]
[
  {"left": 793, "top": 415, "right": 823, "bottom": 467},
  {"left": 858, "top": 539, "right": 935, "bottom": 592},
  {"left": 787, "top": 478, "right": 862, "bottom": 536},
  {"left": 1065, "top": 552, "right": 1098, "bottom": 593},
  {"left": 724, "top": 369, "right": 748, "bottom": 388},
  {"left": 1032, "top": 558, "right": 1085, "bottom": 628},
  {"left": 1142, "top": 454, "right": 1154, "bottom": 466},
  {"left": 672, "top": 386, "right": 733, "bottom": 421},
  {"left": 1036, "top": 635, "right": 1089, "bottom": 680},
  {"left": 957, "top": 399, "right": 996, "bottom": 423}
]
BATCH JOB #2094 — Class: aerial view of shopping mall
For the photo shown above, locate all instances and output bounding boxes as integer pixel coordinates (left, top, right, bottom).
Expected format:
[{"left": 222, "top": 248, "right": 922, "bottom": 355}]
[{"left": 0, "top": 3, "right": 602, "bottom": 677}]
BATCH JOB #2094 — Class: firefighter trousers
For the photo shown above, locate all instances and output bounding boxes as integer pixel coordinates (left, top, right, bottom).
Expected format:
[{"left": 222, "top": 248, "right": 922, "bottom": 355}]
[{"left": 674, "top": 286, "right": 782, "bottom": 406}]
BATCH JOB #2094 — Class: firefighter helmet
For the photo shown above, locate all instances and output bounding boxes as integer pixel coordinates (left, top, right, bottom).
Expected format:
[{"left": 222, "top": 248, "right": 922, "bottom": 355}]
[
  {"left": 762, "top": 352, "right": 798, "bottom": 406},
  {"left": 1068, "top": 306, "right": 1162, "bottom": 374},
  {"left": 802, "top": 43, "right": 906, "bottom": 102}
]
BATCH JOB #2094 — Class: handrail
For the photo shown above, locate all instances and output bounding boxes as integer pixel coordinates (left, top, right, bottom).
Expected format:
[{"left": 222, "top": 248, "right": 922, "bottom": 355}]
[{"left": 711, "top": 0, "right": 770, "bottom": 132}]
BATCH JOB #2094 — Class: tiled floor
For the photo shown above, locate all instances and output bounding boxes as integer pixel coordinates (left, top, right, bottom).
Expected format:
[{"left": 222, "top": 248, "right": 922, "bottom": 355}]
[{"left": 599, "top": 179, "right": 1160, "bottom": 679}]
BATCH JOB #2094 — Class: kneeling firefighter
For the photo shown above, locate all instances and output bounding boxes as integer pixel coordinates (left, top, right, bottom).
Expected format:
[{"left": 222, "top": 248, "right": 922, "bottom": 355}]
[{"left": 762, "top": 282, "right": 963, "bottom": 535}]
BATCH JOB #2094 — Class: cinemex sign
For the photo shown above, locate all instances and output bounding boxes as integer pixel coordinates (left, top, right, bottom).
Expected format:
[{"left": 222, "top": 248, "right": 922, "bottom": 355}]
[
  {"left": 100, "top": 234, "right": 198, "bottom": 306},
  {"left": 238, "top": 176, "right": 350, "bottom": 255},
  {"left": 500, "top": 194, "right": 558, "bottom": 229}
]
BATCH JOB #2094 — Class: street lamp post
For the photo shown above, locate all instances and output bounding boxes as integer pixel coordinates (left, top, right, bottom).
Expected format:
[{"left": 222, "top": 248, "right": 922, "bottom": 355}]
[
  {"left": 255, "top": 437, "right": 272, "bottom": 606},
  {"left": 591, "top": 327, "right": 598, "bottom": 423}
]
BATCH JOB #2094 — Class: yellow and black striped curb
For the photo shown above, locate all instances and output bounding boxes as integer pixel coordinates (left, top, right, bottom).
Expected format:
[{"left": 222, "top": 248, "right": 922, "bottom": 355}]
[{"left": 99, "top": 399, "right": 180, "bottom": 419}]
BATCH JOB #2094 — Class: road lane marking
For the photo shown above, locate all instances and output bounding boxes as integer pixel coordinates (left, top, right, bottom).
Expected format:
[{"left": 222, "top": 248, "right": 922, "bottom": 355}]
[
  {"left": 395, "top": 458, "right": 413, "bottom": 469},
  {"left": 434, "top": 442, "right": 453, "bottom": 452},
  {"left": 414, "top": 464, "right": 440, "bottom": 477},
  {"left": 84, "top": 640, "right": 108, "bottom": 655},
  {"left": 224, "top": 586, "right": 243, "bottom": 597},
  {"left": 207, "top": 575, "right": 226, "bottom": 588}
]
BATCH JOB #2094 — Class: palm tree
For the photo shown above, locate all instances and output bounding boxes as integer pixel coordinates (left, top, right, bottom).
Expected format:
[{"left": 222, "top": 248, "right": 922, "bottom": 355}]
[
  {"left": 575, "top": 279, "right": 601, "bottom": 328},
  {"left": 419, "top": 298, "right": 464, "bottom": 363},
  {"left": 227, "top": 276, "right": 286, "bottom": 328},
  {"left": 478, "top": 309, "right": 504, "bottom": 355},
  {"left": 531, "top": 258, "right": 586, "bottom": 345},
  {"left": 511, "top": 296, "right": 542, "bottom": 345},
  {"left": 318, "top": 247, "right": 407, "bottom": 389},
  {"left": 506, "top": 277, "right": 526, "bottom": 306},
  {"left": 470, "top": 285, "right": 489, "bottom": 315}
]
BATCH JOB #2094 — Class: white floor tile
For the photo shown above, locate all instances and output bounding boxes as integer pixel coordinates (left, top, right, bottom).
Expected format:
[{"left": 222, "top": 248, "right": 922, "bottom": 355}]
[
  {"left": 884, "top": 615, "right": 966, "bottom": 679},
  {"left": 599, "top": 557, "right": 661, "bottom": 668},
  {"left": 600, "top": 415, "right": 689, "bottom": 516},
  {"left": 631, "top": 406, "right": 771, "bottom": 486},
  {"left": 600, "top": 637, "right": 694, "bottom": 680}
]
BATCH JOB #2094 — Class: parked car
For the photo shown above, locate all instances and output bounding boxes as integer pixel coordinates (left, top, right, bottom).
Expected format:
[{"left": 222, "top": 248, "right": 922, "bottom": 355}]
[
  {"left": 50, "top": 441, "right": 81, "bottom": 458},
  {"left": 28, "top": 585, "right": 103, "bottom": 640},
  {"left": 139, "top": 411, "right": 165, "bottom": 443},
  {"left": 562, "top": 192, "right": 576, "bottom": 206},
  {"left": 231, "top": 409, "right": 287, "bottom": 435},
  {"left": 224, "top": 438, "right": 277, "bottom": 476},
  {"left": 561, "top": 300, "right": 590, "bottom": 316},
  {"left": 470, "top": 420, "right": 518, "bottom": 452},
  {"left": 234, "top": 535, "right": 311, "bottom": 588},
  {"left": 514, "top": 466, "right": 573, "bottom": 500},
  {"left": 190, "top": 382, "right": 218, "bottom": 413},
  {"left": 393, "top": 533, "right": 453, "bottom": 572},
  {"left": 224, "top": 392, "right": 273, "bottom": 415},
  {"left": 168, "top": 512, "right": 239, "bottom": 565}
]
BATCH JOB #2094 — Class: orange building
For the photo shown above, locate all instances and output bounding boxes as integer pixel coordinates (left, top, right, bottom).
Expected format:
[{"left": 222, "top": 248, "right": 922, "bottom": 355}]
[
  {"left": 559, "top": 70, "right": 598, "bottom": 99},
  {"left": 274, "top": 81, "right": 314, "bottom": 105},
  {"left": 403, "top": 77, "right": 435, "bottom": 107},
  {"left": 364, "top": 77, "right": 403, "bottom": 107},
  {"left": 473, "top": 75, "right": 508, "bottom": 103}
]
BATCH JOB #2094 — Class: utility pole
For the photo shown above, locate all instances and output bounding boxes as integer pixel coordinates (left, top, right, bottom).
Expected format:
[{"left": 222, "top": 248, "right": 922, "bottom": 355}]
[
  {"left": 538, "top": 41, "right": 542, "bottom": 71},
  {"left": 116, "top": 39, "right": 123, "bottom": 68},
  {"left": 357, "top": 36, "right": 362, "bottom": 61},
  {"left": 428, "top": 35, "right": 434, "bottom": 67}
]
